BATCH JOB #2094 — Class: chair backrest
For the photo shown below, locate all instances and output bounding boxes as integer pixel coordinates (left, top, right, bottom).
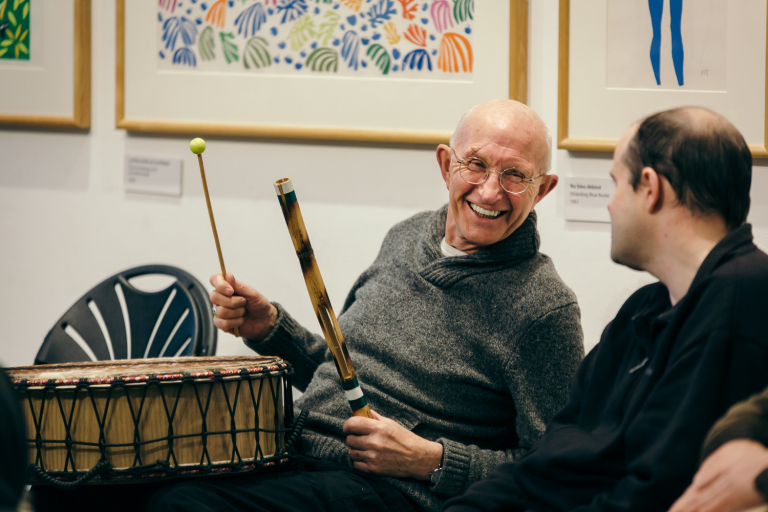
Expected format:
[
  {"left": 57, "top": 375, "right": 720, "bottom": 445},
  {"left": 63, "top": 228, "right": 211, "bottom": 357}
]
[{"left": 35, "top": 265, "right": 217, "bottom": 365}]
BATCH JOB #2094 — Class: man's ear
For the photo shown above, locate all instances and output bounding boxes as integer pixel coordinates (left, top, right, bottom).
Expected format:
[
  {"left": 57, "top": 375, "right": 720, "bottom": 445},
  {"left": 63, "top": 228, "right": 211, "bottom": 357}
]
[
  {"left": 531, "top": 174, "right": 558, "bottom": 209},
  {"left": 436, "top": 144, "right": 452, "bottom": 190},
  {"left": 641, "top": 166, "right": 664, "bottom": 213}
]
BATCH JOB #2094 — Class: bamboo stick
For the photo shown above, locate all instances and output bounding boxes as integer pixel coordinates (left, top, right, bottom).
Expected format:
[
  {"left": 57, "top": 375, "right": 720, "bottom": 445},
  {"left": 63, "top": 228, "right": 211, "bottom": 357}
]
[{"left": 274, "top": 178, "right": 372, "bottom": 419}]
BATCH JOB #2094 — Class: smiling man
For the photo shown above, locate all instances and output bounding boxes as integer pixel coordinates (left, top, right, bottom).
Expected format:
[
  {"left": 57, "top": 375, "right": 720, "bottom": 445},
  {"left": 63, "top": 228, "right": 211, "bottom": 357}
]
[
  {"left": 144, "top": 99, "right": 584, "bottom": 512},
  {"left": 440, "top": 100, "right": 556, "bottom": 252}
]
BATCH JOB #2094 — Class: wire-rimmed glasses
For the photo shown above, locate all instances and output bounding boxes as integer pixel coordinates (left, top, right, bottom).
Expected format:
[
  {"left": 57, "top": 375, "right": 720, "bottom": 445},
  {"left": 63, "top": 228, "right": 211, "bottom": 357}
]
[{"left": 451, "top": 147, "right": 546, "bottom": 195}]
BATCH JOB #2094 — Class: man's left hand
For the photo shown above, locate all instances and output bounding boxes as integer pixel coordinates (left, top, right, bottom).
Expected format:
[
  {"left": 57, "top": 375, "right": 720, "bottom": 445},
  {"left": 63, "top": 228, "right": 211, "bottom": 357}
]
[
  {"left": 669, "top": 439, "right": 768, "bottom": 512},
  {"left": 343, "top": 410, "right": 443, "bottom": 480}
]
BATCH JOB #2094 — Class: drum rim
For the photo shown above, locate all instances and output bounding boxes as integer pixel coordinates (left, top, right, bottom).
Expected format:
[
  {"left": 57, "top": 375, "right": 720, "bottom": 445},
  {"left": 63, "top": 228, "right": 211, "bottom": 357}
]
[{"left": 7, "top": 356, "right": 290, "bottom": 386}]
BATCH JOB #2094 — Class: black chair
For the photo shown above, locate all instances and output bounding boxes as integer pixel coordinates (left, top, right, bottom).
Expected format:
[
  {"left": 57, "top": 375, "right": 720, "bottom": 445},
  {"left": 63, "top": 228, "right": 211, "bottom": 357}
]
[{"left": 36, "top": 265, "right": 217, "bottom": 365}]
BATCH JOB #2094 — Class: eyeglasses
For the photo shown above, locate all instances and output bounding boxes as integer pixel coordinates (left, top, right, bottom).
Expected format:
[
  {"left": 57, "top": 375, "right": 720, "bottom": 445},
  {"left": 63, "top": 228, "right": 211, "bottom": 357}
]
[{"left": 451, "top": 147, "right": 547, "bottom": 195}]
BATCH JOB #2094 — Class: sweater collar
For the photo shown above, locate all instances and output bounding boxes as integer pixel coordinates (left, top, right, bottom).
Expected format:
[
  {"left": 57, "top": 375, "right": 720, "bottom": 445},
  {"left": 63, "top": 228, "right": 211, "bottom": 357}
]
[{"left": 420, "top": 204, "right": 541, "bottom": 268}]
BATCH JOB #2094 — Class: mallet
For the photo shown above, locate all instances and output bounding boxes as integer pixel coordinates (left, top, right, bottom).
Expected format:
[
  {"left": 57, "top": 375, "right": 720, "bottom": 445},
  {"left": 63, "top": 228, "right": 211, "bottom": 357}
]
[{"left": 190, "top": 138, "right": 240, "bottom": 338}]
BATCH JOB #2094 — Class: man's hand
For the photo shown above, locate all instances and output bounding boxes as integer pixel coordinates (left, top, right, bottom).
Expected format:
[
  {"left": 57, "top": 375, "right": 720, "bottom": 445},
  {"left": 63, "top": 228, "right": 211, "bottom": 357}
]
[
  {"left": 343, "top": 410, "right": 443, "bottom": 480},
  {"left": 669, "top": 439, "right": 768, "bottom": 512},
  {"left": 209, "top": 273, "right": 277, "bottom": 341}
]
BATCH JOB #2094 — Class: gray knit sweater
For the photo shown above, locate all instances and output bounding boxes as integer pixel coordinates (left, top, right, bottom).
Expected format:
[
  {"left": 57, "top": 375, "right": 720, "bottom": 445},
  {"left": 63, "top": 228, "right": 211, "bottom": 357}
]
[{"left": 246, "top": 205, "right": 584, "bottom": 512}]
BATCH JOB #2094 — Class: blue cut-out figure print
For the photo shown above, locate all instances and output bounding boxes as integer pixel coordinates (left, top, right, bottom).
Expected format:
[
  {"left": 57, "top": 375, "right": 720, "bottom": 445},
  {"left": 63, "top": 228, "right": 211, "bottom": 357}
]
[{"left": 648, "top": 0, "right": 684, "bottom": 86}]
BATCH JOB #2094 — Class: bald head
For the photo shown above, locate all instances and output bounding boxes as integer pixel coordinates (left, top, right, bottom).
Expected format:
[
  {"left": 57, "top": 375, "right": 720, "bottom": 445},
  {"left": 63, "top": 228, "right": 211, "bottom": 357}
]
[
  {"left": 622, "top": 106, "right": 752, "bottom": 230},
  {"left": 450, "top": 99, "right": 552, "bottom": 174}
]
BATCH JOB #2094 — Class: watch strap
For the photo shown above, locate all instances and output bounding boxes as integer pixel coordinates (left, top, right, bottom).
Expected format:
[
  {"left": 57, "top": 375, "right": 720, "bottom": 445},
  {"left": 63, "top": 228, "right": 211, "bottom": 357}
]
[{"left": 430, "top": 438, "right": 470, "bottom": 495}]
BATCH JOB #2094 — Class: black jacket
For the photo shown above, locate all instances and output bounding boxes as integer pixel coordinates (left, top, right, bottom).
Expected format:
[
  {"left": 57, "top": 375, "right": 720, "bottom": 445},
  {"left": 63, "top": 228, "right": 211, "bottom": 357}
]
[
  {"left": 0, "top": 367, "right": 26, "bottom": 511},
  {"left": 443, "top": 224, "right": 768, "bottom": 512}
]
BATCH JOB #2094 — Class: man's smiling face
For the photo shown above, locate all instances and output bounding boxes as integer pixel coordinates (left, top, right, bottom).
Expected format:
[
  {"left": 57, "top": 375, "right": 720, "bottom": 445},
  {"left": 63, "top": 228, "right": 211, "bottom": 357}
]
[{"left": 438, "top": 101, "right": 555, "bottom": 253}]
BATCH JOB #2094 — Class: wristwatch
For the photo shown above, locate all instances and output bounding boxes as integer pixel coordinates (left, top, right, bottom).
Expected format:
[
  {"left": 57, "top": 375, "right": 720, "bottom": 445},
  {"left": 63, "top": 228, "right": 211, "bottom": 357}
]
[
  {"left": 429, "top": 466, "right": 443, "bottom": 488},
  {"left": 429, "top": 445, "right": 446, "bottom": 489}
]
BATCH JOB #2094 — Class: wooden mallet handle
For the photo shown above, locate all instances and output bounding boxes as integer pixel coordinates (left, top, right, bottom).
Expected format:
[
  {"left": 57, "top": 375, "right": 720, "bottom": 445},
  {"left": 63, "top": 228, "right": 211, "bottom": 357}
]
[{"left": 191, "top": 138, "right": 240, "bottom": 338}]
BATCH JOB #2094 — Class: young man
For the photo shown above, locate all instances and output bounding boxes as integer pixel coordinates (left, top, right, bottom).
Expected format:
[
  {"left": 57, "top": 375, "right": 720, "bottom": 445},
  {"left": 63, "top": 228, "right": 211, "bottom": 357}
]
[{"left": 443, "top": 107, "right": 768, "bottom": 512}]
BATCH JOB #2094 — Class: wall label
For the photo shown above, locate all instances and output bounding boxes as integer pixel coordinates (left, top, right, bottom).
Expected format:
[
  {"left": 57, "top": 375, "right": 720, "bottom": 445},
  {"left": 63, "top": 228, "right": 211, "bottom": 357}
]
[
  {"left": 125, "top": 156, "right": 182, "bottom": 197},
  {"left": 563, "top": 177, "right": 614, "bottom": 223}
]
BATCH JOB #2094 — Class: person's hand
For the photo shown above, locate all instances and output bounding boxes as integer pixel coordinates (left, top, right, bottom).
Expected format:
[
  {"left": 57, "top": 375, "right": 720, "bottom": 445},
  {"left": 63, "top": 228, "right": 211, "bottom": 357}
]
[
  {"left": 669, "top": 439, "right": 768, "bottom": 512},
  {"left": 343, "top": 410, "right": 443, "bottom": 480},
  {"left": 209, "top": 273, "right": 277, "bottom": 341}
]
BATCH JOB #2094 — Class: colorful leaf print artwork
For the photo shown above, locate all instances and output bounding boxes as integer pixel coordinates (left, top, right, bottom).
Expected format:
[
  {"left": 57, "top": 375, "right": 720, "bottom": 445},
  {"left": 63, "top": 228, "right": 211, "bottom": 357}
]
[
  {"left": 404, "top": 24, "right": 426, "bottom": 47},
  {"left": 397, "top": 0, "right": 417, "bottom": 21},
  {"left": 0, "top": 0, "right": 31, "bottom": 60},
  {"left": 157, "top": 0, "right": 474, "bottom": 78}
]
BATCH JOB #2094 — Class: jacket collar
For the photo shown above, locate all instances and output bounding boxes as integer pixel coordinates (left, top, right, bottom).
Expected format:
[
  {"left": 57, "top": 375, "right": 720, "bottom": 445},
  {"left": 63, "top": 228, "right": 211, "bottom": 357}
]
[
  {"left": 631, "top": 223, "right": 756, "bottom": 336},
  {"left": 687, "top": 223, "right": 755, "bottom": 293}
]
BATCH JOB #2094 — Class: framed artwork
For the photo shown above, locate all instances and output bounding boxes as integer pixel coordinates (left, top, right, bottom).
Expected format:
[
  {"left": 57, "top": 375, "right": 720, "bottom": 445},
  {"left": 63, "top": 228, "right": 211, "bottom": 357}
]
[
  {"left": 558, "top": 0, "right": 768, "bottom": 157},
  {"left": 116, "top": 0, "right": 528, "bottom": 144},
  {"left": 0, "top": 0, "right": 90, "bottom": 129}
]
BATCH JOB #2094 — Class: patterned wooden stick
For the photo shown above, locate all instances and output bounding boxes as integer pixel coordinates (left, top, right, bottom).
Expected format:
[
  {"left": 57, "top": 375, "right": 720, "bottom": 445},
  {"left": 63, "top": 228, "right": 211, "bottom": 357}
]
[{"left": 274, "top": 178, "right": 372, "bottom": 419}]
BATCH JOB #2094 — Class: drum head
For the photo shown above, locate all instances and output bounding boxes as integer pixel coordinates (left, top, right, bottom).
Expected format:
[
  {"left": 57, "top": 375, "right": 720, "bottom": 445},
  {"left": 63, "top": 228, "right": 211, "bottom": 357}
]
[{"left": 7, "top": 355, "right": 284, "bottom": 382}]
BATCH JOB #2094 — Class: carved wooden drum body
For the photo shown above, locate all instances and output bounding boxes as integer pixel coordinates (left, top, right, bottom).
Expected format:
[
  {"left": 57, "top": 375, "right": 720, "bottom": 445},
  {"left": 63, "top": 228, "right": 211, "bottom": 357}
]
[{"left": 8, "top": 356, "right": 294, "bottom": 484}]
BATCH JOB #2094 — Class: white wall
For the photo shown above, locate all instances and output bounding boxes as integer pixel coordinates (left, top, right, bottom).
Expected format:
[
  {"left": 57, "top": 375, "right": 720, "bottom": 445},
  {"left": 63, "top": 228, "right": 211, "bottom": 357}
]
[{"left": 1, "top": 0, "right": 767, "bottom": 368}]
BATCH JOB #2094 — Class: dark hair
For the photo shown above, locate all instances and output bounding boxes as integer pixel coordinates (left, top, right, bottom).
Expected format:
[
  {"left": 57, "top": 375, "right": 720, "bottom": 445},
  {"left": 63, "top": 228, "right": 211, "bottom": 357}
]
[{"left": 622, "top": 107, "right": 752, "bottom": 230}]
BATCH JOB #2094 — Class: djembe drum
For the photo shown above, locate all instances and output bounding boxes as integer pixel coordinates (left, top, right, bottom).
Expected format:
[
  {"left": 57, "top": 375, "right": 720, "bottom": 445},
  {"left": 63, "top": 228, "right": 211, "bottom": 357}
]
[{"left": 7, "top": 356, "right": 295, "bottom": 486}]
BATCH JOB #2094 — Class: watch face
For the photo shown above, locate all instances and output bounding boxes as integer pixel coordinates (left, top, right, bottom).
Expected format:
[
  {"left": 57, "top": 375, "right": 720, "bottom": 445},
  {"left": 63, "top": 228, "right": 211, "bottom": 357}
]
[{"left": 430, "top": 467, "right": 443, "bottom": 485}]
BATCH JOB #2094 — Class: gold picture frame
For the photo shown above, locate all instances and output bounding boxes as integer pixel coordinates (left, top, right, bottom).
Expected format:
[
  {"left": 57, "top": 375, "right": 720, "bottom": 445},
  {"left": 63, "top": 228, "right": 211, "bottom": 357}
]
[
  {"left": 116, "top": 0, "right": 527, "bottom": 145},
  {"left": 558, "top": 0, "right": 768, "bottom": 157},
  {"left": 0, "top": 0, "right": 90, "bottom": 129}
]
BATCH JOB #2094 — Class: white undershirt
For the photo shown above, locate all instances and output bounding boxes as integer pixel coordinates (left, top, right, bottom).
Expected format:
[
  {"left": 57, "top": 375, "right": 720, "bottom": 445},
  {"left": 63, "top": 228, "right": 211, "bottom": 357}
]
[{"left": 441, "top": 237, "right": 468, "bottom": 257}]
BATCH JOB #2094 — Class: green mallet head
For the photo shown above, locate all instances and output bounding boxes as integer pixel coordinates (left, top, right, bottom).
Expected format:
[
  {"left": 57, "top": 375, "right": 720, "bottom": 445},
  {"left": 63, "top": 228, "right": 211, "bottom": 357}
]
[{"left": 189, "top": 138, "right": 206, "bottom": 154}]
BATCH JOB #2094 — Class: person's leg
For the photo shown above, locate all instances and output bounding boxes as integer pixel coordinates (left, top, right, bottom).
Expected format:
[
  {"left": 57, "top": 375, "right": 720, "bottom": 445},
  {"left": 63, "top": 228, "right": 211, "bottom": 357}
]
[
  {"left": 669, "top": 0, "right": 684, "bottom": 86},
  {"left": 648, "top": 0, "right": 664, "bottom": 85},
  {"left": 32, "top": 482, "right": 167, "bottom": 512},
  {"left": 146, "top": 459, "right": 418, "bottom": 512},
  {"left": 442, "top": 467, "right": 529, "bottom": 512},
  {"left": 145, "top": 473, "right": 323, "bottom": 512}
]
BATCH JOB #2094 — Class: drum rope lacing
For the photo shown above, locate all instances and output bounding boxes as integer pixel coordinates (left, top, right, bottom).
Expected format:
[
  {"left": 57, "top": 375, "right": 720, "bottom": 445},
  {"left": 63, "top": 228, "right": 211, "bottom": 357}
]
[
  {"left": 283, "top": 409, "right": 309, "bottom": 454},
  {"left": 15, "top": 364, "right": 301, "bottom": 488}
]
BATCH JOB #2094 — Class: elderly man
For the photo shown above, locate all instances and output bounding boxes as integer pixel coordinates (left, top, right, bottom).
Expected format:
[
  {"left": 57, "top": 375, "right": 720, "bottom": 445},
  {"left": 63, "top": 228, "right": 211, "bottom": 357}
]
[
  {"left": 147, "top": 99, "right": 584, "bottom": 512},
  {"left": 443, "top": 107, "right": 768, "bottom": 512}
]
